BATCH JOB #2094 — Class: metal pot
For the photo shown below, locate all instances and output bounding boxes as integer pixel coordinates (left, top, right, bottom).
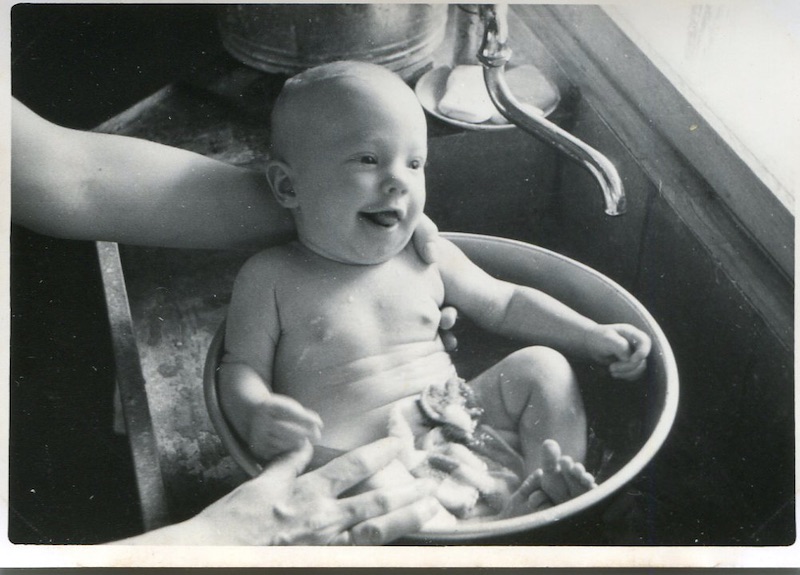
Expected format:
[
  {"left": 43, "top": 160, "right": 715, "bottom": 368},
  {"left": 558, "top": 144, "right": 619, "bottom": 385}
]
[{"left": 218, "top": 4, "right": 449, "bottom": 80}]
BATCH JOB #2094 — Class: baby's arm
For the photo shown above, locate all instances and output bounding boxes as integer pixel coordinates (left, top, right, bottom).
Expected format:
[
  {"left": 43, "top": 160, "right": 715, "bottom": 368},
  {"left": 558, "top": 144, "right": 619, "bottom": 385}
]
[
  {"left": 437, "top": 240, "right": 650, "bottom": 379},
  {"left": 219, "top": 252, "right": 322, "bottom": 461},
  {"left": 583, "top": 323, "right": 651, "bottom": 380}
]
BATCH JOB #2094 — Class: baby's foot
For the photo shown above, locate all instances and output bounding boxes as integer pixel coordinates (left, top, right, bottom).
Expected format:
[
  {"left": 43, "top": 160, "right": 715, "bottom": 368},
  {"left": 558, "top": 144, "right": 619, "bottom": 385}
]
[
  {"left": 537, "top": 438, "right": 597, "bottom": 504},
  {"left": 498, "top": 439, "right": 596, "bottom": 518}
]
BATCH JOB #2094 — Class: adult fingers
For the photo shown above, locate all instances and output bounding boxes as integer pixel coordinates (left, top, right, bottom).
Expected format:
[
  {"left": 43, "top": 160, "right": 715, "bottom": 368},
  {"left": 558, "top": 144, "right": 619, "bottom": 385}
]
[
  {"left": 303, "top": 437, "right": 404, "bottom": 496},
  {"left": 439, "top": 306, "right": 458, "bottom": 330},
  {"left": 255, "top": 440, "right": 314, "bottom": 485},
  {"left": 337, "top": 478, "right": 439, "bottom": 543},
  {"left": 440, "top": 331, "right": 458, "bottom": 353},
  {"left": 438, "top": 306, "right": 458, "bottom": 352},
  {"left": 350, "top": 496, "right": 441, "bottom": 545},
  {"left": 412, "top": 215, "right": 440, "bottom": 264}
]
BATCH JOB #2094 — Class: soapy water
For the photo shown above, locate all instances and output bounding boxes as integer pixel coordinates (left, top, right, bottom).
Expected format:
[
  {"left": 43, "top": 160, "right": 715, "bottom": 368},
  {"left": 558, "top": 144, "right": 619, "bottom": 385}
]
[{"left": 386, "top": 376, "right": 617, "bottom": 524}]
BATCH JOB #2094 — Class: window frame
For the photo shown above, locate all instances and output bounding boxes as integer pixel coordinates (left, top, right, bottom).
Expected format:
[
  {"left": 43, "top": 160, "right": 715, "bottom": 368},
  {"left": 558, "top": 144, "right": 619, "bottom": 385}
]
[
  {"left": 512, "top": 4, "right": 793, "bottom": 345},
  {"left": 515, "top": 4, "right": 793, "bottom": 279}
]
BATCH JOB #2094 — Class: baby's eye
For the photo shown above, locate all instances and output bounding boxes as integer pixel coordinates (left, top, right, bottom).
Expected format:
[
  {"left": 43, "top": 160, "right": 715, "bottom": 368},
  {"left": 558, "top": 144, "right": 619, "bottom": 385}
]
[
  {"left": 359, "top": 155, "right": 378, "bottom": 165},
  {"left": 409, "top": 159, "right": 425, "bottom": 170}
]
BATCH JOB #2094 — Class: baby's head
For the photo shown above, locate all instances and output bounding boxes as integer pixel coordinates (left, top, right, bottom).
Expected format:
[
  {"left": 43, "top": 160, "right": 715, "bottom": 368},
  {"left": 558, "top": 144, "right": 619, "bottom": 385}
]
[{"left": 266, "top": 61, "right": 428, "bottom": 265}]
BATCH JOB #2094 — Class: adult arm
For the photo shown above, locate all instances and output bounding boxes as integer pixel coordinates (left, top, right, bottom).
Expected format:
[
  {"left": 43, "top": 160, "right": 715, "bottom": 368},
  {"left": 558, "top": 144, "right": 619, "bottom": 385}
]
[
  {"left": 12, "top": 98, "right": 445, "bottom": 258},
  {"left": 11, "top": 98, "right": 294, "bottom": 250}
]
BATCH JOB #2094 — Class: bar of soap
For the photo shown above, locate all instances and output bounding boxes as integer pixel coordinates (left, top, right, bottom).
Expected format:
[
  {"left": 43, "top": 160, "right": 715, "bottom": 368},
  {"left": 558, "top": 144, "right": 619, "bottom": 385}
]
[{"left": 437, "top": 65, "right": 495, "bottom": 123}]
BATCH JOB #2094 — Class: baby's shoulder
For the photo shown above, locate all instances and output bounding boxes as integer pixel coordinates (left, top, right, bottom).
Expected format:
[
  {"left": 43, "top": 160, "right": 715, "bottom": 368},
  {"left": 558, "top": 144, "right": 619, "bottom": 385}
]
[{"left": 235, "top": 244, "right": 299, "bottom": 286}]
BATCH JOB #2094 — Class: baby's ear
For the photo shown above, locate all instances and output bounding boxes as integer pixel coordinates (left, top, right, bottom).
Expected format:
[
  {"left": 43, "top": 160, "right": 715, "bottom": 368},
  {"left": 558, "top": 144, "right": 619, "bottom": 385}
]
[{"left": 265, "top": 160, "right": 298, "bottom": 208}]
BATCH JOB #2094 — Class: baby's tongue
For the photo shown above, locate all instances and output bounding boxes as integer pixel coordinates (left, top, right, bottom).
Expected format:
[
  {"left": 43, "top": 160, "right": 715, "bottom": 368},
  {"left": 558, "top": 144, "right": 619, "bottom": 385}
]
[{"left": 365, "top": 211, "right": 399, "bottom": 227}]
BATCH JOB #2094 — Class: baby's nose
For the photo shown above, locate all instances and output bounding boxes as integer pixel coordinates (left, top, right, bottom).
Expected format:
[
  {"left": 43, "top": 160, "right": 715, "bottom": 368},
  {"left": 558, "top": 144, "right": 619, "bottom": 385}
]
[{"left": 381, "top": 175, "right": 408, "bottom": 195}]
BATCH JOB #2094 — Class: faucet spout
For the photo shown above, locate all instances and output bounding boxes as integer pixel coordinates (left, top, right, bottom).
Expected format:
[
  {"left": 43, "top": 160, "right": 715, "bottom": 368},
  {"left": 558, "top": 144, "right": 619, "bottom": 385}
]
[{"left": 477, "top": 5, "right": 626, "bottom": 216}]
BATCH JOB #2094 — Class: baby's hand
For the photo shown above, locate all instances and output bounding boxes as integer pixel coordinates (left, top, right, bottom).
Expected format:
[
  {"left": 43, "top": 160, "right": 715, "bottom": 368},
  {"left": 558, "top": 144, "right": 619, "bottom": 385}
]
[
  {"left": 247, "top": 394, "right": 324, "bottom": 461},
  {"left": 585, "top": 323, "right": 652, "bottom": 381}
]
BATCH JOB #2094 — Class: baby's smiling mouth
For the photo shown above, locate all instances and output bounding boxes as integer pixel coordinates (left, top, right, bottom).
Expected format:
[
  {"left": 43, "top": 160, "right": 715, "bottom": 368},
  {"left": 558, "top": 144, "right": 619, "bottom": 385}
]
[{"left": 359, "top": 209, "right": 403, "bottom": 228}]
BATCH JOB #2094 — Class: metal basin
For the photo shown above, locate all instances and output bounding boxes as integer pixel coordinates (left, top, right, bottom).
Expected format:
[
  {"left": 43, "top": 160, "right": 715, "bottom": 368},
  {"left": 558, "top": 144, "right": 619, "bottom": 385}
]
[
  {"left": 217, "top": 4, "right": 448, "bottom": 81},
  {"left": 204, "top": 232, "right": 679, "bottom": 542}
]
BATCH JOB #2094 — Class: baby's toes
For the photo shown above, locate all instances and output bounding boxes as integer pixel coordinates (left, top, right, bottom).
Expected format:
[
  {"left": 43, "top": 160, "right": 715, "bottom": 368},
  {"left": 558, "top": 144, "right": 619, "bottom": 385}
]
[
  {"left": 540, "top": 469, "right": 571, "bottom": 504},
  {"left": 558, "top": 455, "right": 581, "bottom": 498},
  {"left": 520, "top": 468, "right": 544, "bottom": 496},
  {"left": 564, "top": 461, "right": 597, "bottom": 497},
  {"left": 527, "top": 489, "right": 552, "bottom": 512},
  {"left": 540, "top": 439, "right": 562, "bottom": 473},
  {"left": 578, "top": 465, "right": 598, "bottom": 489}
]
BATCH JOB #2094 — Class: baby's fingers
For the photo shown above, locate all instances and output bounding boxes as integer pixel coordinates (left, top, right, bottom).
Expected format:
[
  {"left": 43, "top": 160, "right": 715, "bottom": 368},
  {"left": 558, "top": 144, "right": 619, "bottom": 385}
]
[
  {"left": 250, "top": 420, "right": 321, "bottom": 459},
  {"left": 270, "top": 419, "right": 323, "bottom": 444},
  {"left": 609, "top": 357, "right": 647, "bottom": 381},
  {"left": 264, "top": 394, "right": 324, "bottom": 434},
  {"left": 615, "top": 325, "right": 652, "bottom": 362},
  {"left": 629, "top": 336, "right": 652, "bottom": 365}
]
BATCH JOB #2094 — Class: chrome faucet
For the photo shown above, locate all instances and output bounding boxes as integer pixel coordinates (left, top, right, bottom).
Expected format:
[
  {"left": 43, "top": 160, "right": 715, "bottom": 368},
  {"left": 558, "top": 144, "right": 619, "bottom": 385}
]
[{"left": 477, "top": 4, "right": 626, "bottom": 215}]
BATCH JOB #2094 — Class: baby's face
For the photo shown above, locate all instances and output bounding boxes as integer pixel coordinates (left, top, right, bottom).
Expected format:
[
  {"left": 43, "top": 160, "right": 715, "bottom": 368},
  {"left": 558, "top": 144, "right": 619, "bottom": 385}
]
[{"left": 284, "top": 78, "right": 428, "bottom": 265}]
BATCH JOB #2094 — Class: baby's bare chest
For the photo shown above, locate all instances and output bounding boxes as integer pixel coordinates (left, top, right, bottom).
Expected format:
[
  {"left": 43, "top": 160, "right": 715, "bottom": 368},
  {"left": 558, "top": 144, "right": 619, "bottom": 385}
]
[{"left": 277, "top": 259, "right": 444, "bottom": 354}]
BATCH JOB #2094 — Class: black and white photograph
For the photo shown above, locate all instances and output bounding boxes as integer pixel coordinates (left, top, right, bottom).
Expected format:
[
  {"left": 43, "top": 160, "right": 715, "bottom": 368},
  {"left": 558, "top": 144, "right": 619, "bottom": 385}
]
[{"left": 4, "top": 1, "right": 798, "bottom": 569}]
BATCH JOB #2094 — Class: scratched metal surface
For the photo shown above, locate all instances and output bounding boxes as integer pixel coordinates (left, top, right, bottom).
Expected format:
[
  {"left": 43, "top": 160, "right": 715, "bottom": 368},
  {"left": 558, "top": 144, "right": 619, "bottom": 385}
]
[
  {"left": 117, "top": 244, "right": 251, "bottom": 519},
  {"left": 94, "top": 69, "right": 271, "bottom": 520}
]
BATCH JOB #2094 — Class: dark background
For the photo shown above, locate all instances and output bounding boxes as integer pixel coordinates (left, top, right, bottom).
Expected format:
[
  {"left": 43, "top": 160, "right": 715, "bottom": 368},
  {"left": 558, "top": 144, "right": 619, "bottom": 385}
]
[{"left": 10, "top": 3, "right": 223, "bottom": 544}]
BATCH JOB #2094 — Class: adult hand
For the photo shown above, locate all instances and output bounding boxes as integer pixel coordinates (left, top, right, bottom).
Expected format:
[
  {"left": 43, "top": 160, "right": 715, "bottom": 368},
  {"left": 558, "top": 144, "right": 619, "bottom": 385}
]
[
  {"left": 411, "top": 214, "right": 442, "bottom": 264},
  {"left": 409, "top": 215, "right": 459, "bottom": 351},
  {"left": 140, "top": 437, "right": 439, "bottom": 545},
  {"left": 439, "top": 305, "right": 459, "bottom": 352}
]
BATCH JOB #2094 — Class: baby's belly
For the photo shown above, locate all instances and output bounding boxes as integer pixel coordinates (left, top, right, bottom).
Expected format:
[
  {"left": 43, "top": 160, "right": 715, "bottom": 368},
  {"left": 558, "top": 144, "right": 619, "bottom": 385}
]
[{"left": 278, "top": 343, "right": 457, "bottom": 451}]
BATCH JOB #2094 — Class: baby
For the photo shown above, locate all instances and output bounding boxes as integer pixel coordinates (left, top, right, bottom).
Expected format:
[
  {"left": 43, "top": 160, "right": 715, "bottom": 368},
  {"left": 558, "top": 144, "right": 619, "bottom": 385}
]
[{"left": 218, "top": 61, "right": 651, "bottom": 519}]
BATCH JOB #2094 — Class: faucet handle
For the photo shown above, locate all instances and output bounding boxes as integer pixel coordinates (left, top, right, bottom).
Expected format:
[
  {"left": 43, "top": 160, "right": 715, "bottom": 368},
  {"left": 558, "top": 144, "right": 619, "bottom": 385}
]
[{"left": 478, "top": 4, "right": 513, "bottom": 68}]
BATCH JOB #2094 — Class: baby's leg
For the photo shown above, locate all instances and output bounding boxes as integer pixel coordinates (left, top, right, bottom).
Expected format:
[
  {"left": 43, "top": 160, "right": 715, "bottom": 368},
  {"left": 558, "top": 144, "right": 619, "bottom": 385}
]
[{"left": 468, "top": 346, "right": 587, "bottom": 475}]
